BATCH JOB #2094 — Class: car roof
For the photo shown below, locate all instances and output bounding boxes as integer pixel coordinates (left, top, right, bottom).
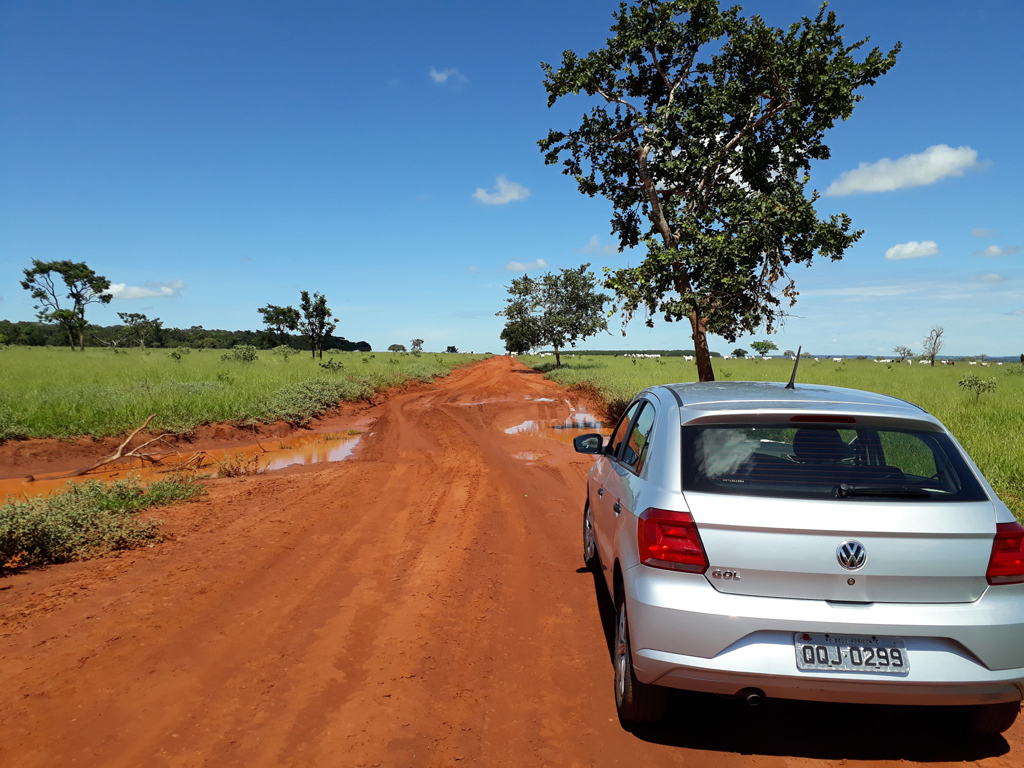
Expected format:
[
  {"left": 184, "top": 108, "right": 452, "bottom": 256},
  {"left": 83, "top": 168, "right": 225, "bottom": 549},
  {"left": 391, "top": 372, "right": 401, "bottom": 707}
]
[{"left": 648, "top": 381, "right": 933, "bottom": 422}]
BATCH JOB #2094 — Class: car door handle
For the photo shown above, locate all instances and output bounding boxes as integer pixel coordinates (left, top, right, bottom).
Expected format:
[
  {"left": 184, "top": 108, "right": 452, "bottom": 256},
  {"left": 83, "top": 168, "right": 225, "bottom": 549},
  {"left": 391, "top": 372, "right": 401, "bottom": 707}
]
[
  {"left": 613, "top": 501, "right": 622, "bottom": 514},
  {"left": 597, "top": 488, "right": 604, "bottom": 497}
]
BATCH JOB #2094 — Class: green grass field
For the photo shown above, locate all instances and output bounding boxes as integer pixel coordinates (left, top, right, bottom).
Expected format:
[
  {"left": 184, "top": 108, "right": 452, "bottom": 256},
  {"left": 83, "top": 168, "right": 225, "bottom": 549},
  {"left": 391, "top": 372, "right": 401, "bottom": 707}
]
[
  {"left": 522, "top": 353, "right": 1024, "bottom": 519},
  {"left": 0, "top": 346, "right": 485, "bottom": 440}
]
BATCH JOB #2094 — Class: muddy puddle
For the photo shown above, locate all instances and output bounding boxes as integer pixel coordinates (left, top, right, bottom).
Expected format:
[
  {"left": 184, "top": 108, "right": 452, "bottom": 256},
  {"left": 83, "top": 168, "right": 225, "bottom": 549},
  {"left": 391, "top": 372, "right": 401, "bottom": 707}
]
[{"left": 1, "top": 429, "right": 366, "bottom": 502}]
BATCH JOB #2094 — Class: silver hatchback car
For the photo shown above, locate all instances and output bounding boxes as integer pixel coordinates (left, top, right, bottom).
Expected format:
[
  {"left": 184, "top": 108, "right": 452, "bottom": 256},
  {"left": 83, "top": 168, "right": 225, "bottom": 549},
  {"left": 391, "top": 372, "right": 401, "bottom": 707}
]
[{"left": 573, "top": 381, "right": 1024, "bottom": 734}]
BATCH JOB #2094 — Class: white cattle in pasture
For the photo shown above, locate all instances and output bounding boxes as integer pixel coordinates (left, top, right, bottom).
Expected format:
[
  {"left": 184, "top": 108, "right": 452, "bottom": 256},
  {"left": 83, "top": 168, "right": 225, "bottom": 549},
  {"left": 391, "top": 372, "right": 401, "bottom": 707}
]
[
  {"left": 981, "top": 362, "right": 991, "bottom": 367},
  {"left": 683, "top": 355, "right": 694, "bottom": 361},
  {"left": 969, "top": 361, "right": 977, "bottom": 365},
  {"left": 906, "top": 359, "right": 912, "bottom": 365},
  {"left": 832, "top": 357, "right": 843, "bottom": 363},
  {"left": 919, "top": 359, "right": 929, "bottom": 364}
]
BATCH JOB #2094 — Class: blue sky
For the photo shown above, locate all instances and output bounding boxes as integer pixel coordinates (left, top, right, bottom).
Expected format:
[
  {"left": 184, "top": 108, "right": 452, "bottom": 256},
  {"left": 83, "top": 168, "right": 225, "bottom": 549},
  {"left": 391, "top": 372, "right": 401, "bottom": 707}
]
[{"left": 1, "top": 0, "right": 1021, "bottom": 357}]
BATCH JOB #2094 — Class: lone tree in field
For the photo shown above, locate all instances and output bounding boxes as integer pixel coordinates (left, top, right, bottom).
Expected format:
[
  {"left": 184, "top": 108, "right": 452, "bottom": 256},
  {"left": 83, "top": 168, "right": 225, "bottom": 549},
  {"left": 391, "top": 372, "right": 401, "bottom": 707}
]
[
  {"left": 893, "top": 345, "right": 913, "bottom": 363},
  {"left": 258, "top": 304, "right": 301, "bottom": 346},
  {"left": 410, "top": 338, "right": 424, "bottom": 353},
  {"left": 733, "top": 348, "right": 748, "bottom": 358},
  {"left": 117, "top": 312, "right": 163, "bottom": 349},
  {"left": 20, "top": 260, "right": 113, "bottom": 351},
  {"left": 297, "top": 291, "right": 337, "bottom": 360},
  {"left": 497, "top": 264, "right": 610, "bottom": 368},
  {"left": 539, "top": 0, "right": 899, "bottom": 381},
  {"left": 388, "top": 344, "right": 407, "bottom": 353},
  {"left": 922, "top": 326, "right": 944, "bottom": 367},
  {"left": 750, "top": 340, "right": 778, "bottom": 357}
]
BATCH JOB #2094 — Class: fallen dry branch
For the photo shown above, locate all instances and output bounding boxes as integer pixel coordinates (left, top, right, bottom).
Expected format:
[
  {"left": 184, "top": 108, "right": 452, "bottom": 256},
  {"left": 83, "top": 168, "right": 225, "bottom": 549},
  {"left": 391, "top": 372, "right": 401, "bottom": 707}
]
[{"left": 43, "top": 414, "right": 164, "bottom": 480}]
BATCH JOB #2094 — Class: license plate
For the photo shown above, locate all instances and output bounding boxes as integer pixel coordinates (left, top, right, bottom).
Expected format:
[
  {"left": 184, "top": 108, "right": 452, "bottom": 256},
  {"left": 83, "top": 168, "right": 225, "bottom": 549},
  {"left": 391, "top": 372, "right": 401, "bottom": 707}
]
[{"left": 794, "top": 633, "right": 910, "bottom": 675}]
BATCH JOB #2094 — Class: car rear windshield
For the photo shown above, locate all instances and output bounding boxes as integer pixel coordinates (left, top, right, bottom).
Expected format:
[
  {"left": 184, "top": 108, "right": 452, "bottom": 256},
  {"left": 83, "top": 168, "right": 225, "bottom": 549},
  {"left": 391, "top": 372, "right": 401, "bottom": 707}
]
[{"left": 681, "top": 423, "right": 988, "bottom": 501}]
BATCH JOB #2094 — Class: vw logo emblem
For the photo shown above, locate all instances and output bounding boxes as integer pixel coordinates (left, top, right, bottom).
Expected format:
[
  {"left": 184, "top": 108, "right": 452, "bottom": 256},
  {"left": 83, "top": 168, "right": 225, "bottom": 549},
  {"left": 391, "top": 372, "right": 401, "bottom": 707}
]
[{"left": 837, "top": 540, "right": 867, "bottom": 571}]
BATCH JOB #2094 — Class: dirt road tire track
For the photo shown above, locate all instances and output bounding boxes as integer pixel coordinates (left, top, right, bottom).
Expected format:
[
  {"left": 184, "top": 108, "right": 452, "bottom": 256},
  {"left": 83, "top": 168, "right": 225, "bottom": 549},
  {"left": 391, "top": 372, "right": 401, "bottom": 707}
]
[{"left": 1, "top": 357, "right": 1021, "bottom": 766}]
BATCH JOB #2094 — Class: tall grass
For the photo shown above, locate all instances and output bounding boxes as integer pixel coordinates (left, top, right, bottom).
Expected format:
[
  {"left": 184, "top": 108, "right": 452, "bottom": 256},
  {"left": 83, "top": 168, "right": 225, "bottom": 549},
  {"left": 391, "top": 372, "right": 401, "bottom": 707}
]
[
  {"left": 0, "top": 347, "right": 485, "bottom": 439},
  {"left": 523, "top": 354, "right": 1024, "bottom": 518}
]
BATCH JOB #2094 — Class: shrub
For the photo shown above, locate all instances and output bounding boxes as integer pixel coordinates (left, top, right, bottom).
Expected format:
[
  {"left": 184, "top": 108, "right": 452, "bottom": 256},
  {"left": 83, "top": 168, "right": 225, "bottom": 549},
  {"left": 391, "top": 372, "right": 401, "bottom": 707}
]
[
  {"left": 1, "top": 475, "right": 205, "bottom": 571},
  {"left": 959, "top": 374, "right": 997, "bottom": 402},
  {"left": 221, "top": 345, "right": 259, "bottom": 363}
]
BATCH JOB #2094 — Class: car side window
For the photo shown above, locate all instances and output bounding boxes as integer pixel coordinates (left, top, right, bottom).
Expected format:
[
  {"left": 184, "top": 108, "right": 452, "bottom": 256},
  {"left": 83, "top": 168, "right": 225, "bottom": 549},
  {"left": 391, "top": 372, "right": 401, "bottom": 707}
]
[
  {"left": 622, "top": 403, "right": 656, "bottom": 474},
  {"left": 608, "top": 402, "right": 640, "bottom": 459}
]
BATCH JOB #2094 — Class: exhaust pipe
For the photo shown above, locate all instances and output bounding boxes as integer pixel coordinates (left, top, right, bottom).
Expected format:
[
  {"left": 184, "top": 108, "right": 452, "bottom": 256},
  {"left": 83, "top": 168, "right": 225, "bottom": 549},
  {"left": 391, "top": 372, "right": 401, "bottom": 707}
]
[{"left": 743, "top": 688, "right": 765, "bottom": 707}]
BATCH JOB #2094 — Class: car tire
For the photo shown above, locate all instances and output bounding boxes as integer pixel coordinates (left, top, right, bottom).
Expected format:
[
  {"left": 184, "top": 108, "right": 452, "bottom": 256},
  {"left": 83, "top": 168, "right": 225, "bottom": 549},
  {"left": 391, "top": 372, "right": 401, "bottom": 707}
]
[
  {"left": 968, "top": 701, "right": 1020, "bottom": 735},
  {"left": 583, "top": 502, "right": 599, "bottom": 571},
  {"left": 613, "top": 586, "right": 667, "bottom": 726}
]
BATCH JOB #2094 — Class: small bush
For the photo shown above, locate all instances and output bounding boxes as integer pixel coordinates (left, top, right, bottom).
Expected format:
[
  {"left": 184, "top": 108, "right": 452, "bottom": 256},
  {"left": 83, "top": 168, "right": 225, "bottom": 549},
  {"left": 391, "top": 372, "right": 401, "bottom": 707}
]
[
  {"left": 1, "top": 475, "right": 205, "bottom": 571},
  {"left": 319, "top": 359, "right": 345, "bottom": 372},
  {"left": 959, "top": 374, "right": 997, "bottom": 402},
  {"left": 272, "top": 345, "right": 298, "bottom": 359},
  {"left": 221, "top": 345, "right": 259, "bottom": 363},
  {"left": 215, "top": 451, "right": 266, "bottom": 477}
]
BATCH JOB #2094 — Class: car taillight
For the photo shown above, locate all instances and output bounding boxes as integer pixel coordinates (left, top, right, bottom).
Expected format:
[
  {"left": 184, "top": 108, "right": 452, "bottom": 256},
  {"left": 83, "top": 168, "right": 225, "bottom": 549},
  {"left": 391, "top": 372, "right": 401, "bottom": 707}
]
[
  {"left": 987, "top": 522, "right": 1024, "bottom": 585},
  {"left": 637, "top": 508, "right": 707, "bottom": 573}
]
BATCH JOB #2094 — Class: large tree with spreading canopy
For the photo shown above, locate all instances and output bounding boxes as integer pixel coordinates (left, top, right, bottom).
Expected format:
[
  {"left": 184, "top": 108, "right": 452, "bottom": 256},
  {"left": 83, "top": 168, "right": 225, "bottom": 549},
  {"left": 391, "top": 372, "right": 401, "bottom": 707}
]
[{"left": 540, "top": 0, "right": 899, "bottom": 380}]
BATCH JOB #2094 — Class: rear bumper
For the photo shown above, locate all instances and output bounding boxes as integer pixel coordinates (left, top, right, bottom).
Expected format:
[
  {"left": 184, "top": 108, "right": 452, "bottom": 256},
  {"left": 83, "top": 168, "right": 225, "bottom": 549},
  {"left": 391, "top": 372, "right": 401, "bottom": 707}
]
[{"left": 626, "top": 566, "right": 1024, "bottom": 706}]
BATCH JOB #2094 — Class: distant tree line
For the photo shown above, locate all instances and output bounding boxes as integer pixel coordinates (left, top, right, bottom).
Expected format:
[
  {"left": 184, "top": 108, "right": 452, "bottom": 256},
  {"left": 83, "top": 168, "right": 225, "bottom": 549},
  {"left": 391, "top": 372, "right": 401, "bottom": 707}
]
[
  {"left": 0, "top": 319, "right": 371, "bottom": 352},
  {"left": 567, "top": 348, "right": 723, "bottom": 358}
]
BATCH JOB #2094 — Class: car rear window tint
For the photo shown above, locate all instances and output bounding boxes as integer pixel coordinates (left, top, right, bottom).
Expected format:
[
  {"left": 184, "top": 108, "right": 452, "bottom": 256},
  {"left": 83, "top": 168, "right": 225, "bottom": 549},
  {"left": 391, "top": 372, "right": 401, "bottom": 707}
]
[{"left": 681, "top": 424, "right": 987, "bottom": 501}]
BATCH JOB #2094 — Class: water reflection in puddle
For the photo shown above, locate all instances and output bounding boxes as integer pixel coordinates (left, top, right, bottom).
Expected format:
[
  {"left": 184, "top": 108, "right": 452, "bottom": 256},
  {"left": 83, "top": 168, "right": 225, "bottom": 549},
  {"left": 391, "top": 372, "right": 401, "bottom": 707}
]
[
  {"left": 504, "top": 410, "right": 609, "bottom": 445},
  {"left": 263, "top": 433, "right": 361, "bottom": 471}
]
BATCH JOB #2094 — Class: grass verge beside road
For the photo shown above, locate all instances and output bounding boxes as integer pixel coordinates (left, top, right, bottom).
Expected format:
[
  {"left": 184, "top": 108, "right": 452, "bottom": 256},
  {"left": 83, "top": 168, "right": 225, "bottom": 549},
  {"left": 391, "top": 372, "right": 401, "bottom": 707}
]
[
  {"left": 522, "top": 354, "right": 1024, "bottom": 519},
  {"left": 0, "top": 347, "right": 486, "bottom": 440}
]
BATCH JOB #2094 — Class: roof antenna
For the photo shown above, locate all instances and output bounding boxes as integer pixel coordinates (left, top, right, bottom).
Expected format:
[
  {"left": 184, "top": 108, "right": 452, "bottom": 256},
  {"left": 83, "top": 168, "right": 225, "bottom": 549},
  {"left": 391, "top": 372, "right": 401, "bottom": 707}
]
[{"left": 785, "top": 346, "right": 802, "bottom": 390}]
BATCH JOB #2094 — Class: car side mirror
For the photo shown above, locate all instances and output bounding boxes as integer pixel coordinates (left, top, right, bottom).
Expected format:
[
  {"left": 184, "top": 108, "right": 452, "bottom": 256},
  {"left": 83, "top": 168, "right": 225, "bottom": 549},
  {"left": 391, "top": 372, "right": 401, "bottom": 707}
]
[{"left": 573, "top": 434, "right": 605, "bottom": 454}]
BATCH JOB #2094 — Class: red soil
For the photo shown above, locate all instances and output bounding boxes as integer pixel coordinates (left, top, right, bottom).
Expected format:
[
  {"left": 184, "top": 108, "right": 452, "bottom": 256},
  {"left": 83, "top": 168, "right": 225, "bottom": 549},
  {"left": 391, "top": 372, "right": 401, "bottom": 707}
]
[{"left": 0, "top": 356, "right": 1020, "bottom": 766}]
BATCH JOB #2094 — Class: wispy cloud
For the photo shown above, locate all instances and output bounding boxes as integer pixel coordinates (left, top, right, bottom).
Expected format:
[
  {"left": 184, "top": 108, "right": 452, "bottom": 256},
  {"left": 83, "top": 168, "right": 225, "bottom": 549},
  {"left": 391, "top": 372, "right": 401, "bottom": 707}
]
[
  {"left": 970, "top": 228, "right": 993, "bottom": 238},
  {"left": 885, "top": 241, "right": 939, "bottom": 260},
  {"left": 977, "top": 273, "right": 1004, "bottom": 282},
  {"left": 473, "top": 176, "right": 530, "bottom": 205},
  {"left": 1006, "top": 309, "right": 1024, "bottom": 316},
  {"left": 973, "top": 245, "right": 1020, "bottom": 257},
  {"left": 429, "top": 67, "right": 466, "bottom": 85},
  {"left": 826, "top": 145, "right": 978, "bottom": 196},
  {"left": 574, "top": 235, "right": 619, "bottom": 256},
  {"left": 466, "top": 265, "right": 479, "bottom": 273},
  {"left": 109, "top": 280, "right": 185, "bottom": 300},
  {"left": 504, "top": 258, "right": 547, "bottom": 272}
]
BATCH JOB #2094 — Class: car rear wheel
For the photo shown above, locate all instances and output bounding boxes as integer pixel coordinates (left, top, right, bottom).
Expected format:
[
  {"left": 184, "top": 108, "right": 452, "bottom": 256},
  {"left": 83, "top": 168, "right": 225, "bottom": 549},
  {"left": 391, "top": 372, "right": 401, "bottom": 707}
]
[
  {"left": 613, "top": 587, "right": 667, "bottom": 726},
  {"left": 583, "top": 502, "right": 599, "bottom": 571},
  {"left": 968, "top": 701, "right": 1020, "bottom": 735}
]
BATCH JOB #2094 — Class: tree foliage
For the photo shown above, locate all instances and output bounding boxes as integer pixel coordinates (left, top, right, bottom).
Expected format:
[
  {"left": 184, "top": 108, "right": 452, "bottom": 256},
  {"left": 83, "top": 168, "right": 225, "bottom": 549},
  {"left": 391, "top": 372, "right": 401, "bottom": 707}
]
[
  {"left": 540, "top": 0, "right": 899, "bottom": 381},
  {"left": 733, "top": 348, "right": 747, "bottom": 357},
  {"left": 445, "top": 345, "right": 459, "bottom": 354},
  {"left": 258, "top": 304, "right": 301, "bottom": 346},
  {"left": 117, "top": 312, "right": 163, "bottom": 349},
  {"left": 20, "top": 260, "right": 113, "bottom": 351},
  {"left": 297, "top": 291, "right": 337, "bottom": 360},
  {"left": 750, "top": 340, "right": 777, "bottom": 357},
  {"left": 388, "top": 344, "right": 407, "bottom": 353},
  {"left": 497, "top": 264, "right": 610, "bottom": 367},
  {"left": 410, "top": 338, "right": 424, "bottom": 353}
]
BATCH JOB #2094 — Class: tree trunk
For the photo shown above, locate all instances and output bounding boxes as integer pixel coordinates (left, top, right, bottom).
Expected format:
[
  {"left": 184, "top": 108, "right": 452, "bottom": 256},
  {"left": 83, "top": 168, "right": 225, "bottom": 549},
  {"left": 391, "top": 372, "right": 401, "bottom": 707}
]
[
  {"left": 554, "top": 345, "right": 561, "bottom": 368},
  {"left": 689, "top": 312, "right": 715, "bottom": 382},
  {"left": 78, "top": 328, "right": 86, "bottom": 352}
]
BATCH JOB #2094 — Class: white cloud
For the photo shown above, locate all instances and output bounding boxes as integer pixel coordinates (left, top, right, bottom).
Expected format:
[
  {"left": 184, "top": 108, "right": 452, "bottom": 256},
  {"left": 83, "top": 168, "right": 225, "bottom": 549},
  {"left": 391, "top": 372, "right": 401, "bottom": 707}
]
[
  {"left": 970, "top": 228, "right": 993, "bottom": 238},
  {"left": 574, "top": 235, "right": 619, "bottom": 256},
  {"left": 825, "top": 145, "right": 979, "bottom": 196},
  {"left": 884, "top": 241, "right": 939, "bottom": 261},
  {"left": 465, "top": 265, "right": 479, "bottom": 273},
  {"left": 1006, "top": 309, "right": 1024, "bottom": 316},
  {"left": 473, "top": 176, "right": 530, "bottom": 205},
  {"left": 504, "top": 258, "right": 547, "bottom": 272},
  {"left": 109, "top": 280, "right": 185, "bottom": 300},
  {"left": 973, "top": 245, "right": 1020, "bottom": 257},
  {"left": 978, "top": 273, "right": 1004, "bottom": 282},
  {"left": 429, "top": 67, "right": 466, "bottom": 84}
]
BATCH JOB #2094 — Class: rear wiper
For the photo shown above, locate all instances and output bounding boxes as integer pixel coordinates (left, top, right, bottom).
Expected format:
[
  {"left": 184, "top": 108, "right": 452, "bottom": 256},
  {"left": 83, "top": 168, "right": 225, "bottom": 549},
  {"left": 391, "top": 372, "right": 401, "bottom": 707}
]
[{"left": 836, "top": 483, "right": 931, "bottom": 499}]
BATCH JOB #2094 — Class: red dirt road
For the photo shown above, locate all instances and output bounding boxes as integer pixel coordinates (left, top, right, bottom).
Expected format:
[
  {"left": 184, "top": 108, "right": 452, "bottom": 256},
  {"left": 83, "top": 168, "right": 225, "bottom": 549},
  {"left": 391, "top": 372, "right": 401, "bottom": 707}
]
[{"left": 1, "top": 357, "right": 1022, "bottom": 767}]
